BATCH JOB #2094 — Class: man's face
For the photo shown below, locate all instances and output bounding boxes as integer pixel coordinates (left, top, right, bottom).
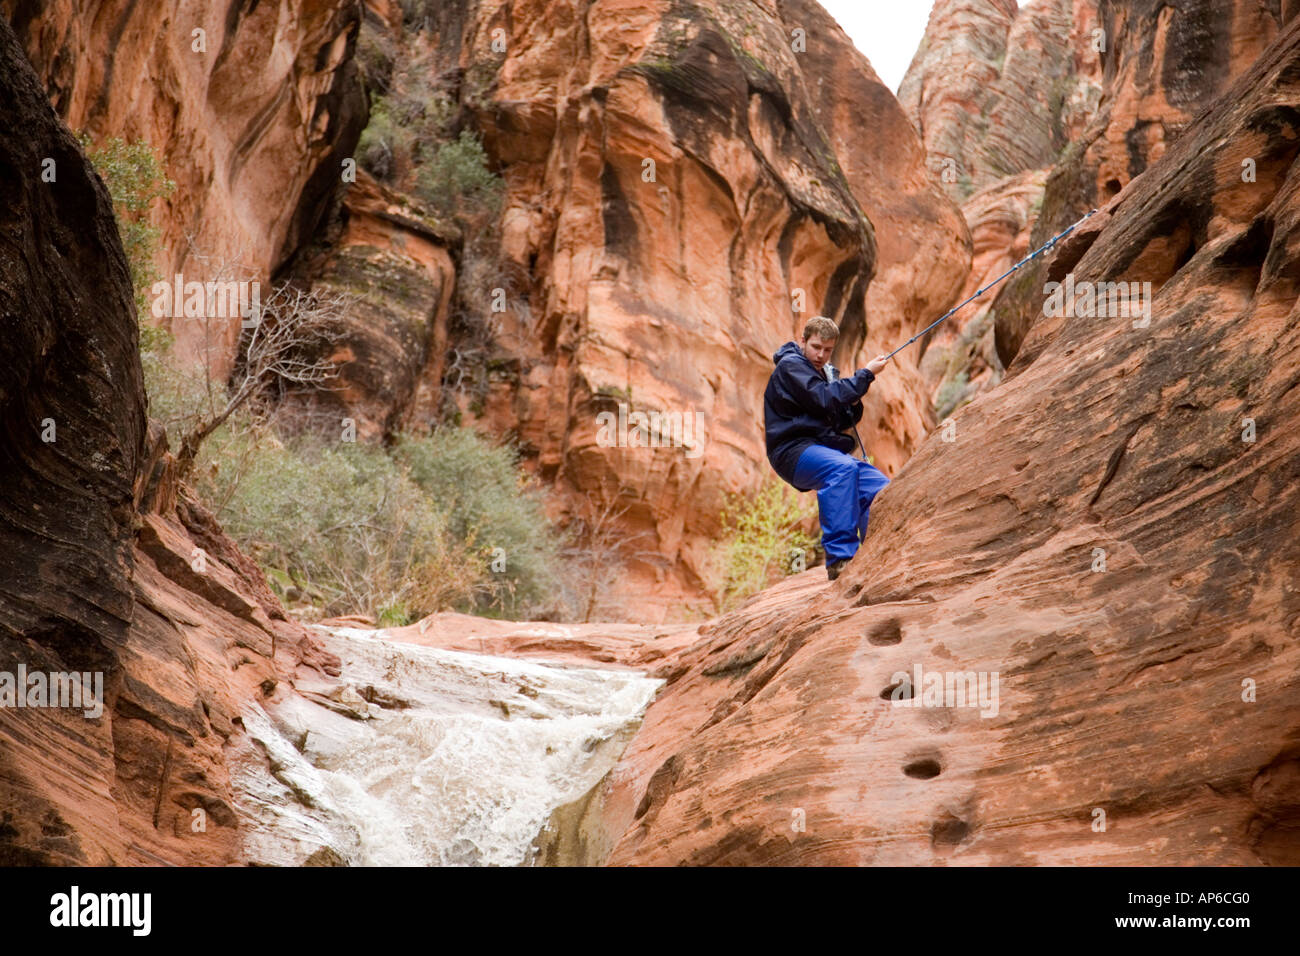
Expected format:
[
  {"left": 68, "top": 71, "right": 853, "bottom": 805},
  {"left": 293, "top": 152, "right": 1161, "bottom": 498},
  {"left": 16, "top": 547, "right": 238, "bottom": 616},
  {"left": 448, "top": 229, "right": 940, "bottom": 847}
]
[{"left": 802, "top": 334, "right": 836, "bottom": 372}]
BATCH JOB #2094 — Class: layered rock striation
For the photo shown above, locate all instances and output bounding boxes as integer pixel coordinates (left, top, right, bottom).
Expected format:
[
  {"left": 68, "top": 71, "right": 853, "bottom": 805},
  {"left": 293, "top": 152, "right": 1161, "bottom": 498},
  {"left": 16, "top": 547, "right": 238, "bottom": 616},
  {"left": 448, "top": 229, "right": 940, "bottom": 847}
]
[
  {"left": 1, "top": 0, "right": 368, "bottom": 376},
  {"left": 898, "top": 0, "right": 1102, "bottom": 204},
  {"left": 0, "top": 17, "right": 341, "bottom": 865},
  {"left": 992, "top": 0, "right": 1290, "bottom": 367}
]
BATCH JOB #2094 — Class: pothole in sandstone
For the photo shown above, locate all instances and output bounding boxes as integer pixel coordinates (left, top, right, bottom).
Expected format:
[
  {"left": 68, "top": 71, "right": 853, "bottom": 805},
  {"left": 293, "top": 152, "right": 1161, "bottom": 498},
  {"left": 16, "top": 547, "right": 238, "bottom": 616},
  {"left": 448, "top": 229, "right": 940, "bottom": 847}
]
[
  {"left": 868, "top": 618, "right": 904, "bottom": 645},
  {"left": 881, "top": 677, "right": 914, "bottom": 700},
  {"left": 903, "top": 756, "right": 944, "bottom": 779}
]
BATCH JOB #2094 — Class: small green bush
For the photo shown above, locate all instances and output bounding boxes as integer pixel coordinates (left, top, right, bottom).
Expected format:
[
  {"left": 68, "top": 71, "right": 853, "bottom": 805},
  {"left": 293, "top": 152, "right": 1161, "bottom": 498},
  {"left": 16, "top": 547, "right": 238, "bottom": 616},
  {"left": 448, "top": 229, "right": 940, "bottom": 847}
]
[
  {"left": 414, "top": 130, "right": 503, "bottom": 221},
  {"left": 356, "top": 99, "right": 409, "bottom": 181},
  {"left": 711, "top": 479, "right": 819, "bottom": 610},
  {"left": 189, "top": 422, "right": 564, "bottom": 624},
  {"left": 197, "top": 431, "right": 485, "bottom": 623},
  {"left": 394, "top": 428, "right": 560, "bottom": 617},
  {"left": 356, "top": 66, "right": 454, "bottom": 183},
  {"left": 140, "top": 335, "right": 211, "bottom": 439},
  {"left": 79, "top": 134, "right": 175, "bottom": 317}
]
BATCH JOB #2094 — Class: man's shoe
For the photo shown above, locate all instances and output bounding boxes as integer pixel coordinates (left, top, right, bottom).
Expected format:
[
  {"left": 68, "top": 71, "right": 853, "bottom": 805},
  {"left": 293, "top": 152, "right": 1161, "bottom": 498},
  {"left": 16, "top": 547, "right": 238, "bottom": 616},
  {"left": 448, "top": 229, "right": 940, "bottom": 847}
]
[{"left": 827, "top": 559, "right": 846, "bottom": 581}]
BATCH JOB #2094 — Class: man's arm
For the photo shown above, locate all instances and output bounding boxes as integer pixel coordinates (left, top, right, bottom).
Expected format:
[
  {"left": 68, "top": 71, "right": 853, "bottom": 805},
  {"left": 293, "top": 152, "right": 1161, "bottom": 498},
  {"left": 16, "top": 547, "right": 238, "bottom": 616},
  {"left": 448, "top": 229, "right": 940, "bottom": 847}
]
[{"left": 781, "top": 362, "right": 874, "bottom": 417}]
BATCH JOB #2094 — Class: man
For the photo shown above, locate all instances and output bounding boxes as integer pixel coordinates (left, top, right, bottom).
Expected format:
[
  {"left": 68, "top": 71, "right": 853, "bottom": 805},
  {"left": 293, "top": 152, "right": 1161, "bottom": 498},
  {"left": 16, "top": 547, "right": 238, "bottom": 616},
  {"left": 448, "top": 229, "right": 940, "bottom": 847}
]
[{"left": 763, "top": 315, "right": 891, "bottom": 580}]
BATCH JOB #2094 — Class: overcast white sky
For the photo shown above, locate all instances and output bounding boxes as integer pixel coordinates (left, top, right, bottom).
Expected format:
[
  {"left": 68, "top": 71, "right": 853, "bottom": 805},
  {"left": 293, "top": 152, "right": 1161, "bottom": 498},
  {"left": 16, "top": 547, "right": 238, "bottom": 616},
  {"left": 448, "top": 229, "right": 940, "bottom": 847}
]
[{"left": 816, "top": 0, "right": 939, "bottom": 93}]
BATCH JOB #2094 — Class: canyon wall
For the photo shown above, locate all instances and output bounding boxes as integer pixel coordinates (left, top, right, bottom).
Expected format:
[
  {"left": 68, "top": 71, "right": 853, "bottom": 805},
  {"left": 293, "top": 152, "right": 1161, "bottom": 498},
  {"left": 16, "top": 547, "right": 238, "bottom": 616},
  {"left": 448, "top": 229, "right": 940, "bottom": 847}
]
[
  {"left": 900, "top": 0, "right": 1291, "bottom": 412},
  {"left": 898, "top": 0, "right": 1101, "bottom": 204},
  {"left": 897, "top": 0, "right": 1102, "bottom": 403},
  {"left": 0, "top": 17, "right": 342, "bottom": 864},
  {"left": 991, "top": 0, "right": 1289, "bottom": 368},
  {"left": 1, "top": 0, "right": 368, "bottom": 376},
  {"left": 283, "top": 170, "right": 459, "bottom": 443},
  {"left": 578, "top": 12, "right": 1300, "bottom": 863}
]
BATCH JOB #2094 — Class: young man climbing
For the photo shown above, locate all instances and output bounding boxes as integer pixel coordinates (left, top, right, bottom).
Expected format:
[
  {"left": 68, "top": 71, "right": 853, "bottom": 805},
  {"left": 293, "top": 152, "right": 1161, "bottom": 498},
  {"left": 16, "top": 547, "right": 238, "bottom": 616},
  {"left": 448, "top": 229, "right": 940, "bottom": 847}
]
[{"left": 763, "top": 316, "right": 891, "bottom": 581}]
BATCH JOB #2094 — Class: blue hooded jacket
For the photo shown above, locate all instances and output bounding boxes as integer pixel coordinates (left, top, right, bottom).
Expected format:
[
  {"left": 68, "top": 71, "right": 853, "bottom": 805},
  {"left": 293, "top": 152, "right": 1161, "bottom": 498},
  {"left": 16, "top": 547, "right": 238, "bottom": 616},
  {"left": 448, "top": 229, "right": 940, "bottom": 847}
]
[{"left": 763, "top": 341, "right": 874, "bottom": 491}]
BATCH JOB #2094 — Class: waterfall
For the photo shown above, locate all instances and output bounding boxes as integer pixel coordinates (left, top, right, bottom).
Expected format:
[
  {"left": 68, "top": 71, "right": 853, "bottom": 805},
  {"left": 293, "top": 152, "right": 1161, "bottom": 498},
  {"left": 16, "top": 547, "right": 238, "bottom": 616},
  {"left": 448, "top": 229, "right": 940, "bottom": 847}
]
[{"left": 230, "top": 626, "right": 661, "bottom": 866}]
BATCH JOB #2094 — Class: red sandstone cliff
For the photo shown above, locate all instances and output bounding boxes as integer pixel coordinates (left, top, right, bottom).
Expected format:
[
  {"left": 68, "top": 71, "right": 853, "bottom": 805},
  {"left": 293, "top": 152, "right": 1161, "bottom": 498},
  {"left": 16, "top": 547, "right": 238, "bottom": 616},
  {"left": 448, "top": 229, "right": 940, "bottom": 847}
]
[
  {"left": 0, "top": 18, "right": 342, "bottom": 863},
  {"left": 899, "top": 0, "right": 1102, "bottom": 204},
  {"left": 464, "top": 12, "right": 1300, "bottom": 863},
  {"left": 0, "top": 0, "right": 367, "bottom": 378},
  {"left": 4, "top": 0, "right": 1299, "bottom": 868},
  {"left": 991, "top": 0, "right": 1291, "bottom": 368},
  {"left": 901, "top": 0, "right": 1291, "bottom": 411},
  {"left": 897, "top": 0, "right": 1101, "bottom": 408}
]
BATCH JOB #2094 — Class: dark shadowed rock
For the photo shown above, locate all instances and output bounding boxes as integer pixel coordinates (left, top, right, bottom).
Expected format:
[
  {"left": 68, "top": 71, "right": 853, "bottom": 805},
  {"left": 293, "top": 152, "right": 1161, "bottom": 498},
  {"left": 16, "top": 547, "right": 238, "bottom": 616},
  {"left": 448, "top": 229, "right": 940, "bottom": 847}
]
[
  {"left": 0, "top": 14, "right": 143, "bottom": 655},
  {"left": 0, "top": 16, "right": 342, "bottom": 865}
]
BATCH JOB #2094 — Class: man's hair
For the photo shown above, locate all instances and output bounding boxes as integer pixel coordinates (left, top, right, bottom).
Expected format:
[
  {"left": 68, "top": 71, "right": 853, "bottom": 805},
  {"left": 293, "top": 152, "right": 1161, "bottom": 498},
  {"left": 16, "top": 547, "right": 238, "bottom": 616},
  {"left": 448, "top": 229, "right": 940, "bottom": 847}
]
[{"left": 802, "top": 315, "right": 839, "bottom": 341}]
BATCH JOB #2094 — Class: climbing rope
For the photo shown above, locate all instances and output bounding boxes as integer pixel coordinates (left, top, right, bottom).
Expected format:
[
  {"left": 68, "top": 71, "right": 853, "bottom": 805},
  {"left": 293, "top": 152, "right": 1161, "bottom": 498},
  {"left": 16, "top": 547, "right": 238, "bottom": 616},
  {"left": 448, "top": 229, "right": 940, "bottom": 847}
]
[
  {"left": 849, "top": 207, "right": 1099, "bottom": 461},
  {"left": 882, "top": 207, "right": 1099, "bottom": 362}
]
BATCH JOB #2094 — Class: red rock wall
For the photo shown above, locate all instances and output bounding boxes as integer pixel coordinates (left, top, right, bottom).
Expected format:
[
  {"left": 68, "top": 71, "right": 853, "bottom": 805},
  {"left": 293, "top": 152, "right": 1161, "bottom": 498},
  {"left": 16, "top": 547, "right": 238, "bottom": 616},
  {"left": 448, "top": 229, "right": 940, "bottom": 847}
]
[
  {"left": 898, "top": 0, "right": 1102, "bottom": 202},
  {"left": 993, "top": 0, "right": 1286, "bottom": 367},
  {"left": 922, "top": 168, "right": 1048, "bottom": 406},
  {"left": 285, "top": 171, "right": 458, "bottom": 442},
  {"left": 417, "top": 0, "right": 967, "bottom": 617},
  {"left": 590, "top": 14, "right": 1300, "bottom": 863},
  {"left": 883, "top": 1, "right": 1108, "bottom": 413},
  {"left": 777, "top": 0, "right": 970, "bottom": 478},
  {"left": 1, "top": 0, "right": 367, "bottom": 377}
]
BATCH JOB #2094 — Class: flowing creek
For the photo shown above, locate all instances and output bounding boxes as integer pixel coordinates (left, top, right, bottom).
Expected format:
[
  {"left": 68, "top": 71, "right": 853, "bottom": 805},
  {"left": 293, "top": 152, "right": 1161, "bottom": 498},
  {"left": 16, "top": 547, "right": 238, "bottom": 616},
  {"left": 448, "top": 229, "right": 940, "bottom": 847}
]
[{"left": 230, "top": 626, "right": 660, "bottom": 866}]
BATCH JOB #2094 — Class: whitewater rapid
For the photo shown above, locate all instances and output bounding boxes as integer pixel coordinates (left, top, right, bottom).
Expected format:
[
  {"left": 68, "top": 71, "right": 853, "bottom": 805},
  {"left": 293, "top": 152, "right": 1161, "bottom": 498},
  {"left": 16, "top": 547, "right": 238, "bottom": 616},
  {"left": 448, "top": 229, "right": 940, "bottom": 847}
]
[{"left": 230, "top": 626, "right": 661, "bottom": 866}]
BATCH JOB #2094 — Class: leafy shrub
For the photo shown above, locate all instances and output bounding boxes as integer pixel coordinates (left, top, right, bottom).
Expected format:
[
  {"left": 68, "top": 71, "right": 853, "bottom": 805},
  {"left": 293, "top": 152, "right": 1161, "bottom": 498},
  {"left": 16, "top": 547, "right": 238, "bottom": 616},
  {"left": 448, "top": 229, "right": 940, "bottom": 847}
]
[
  {"left": 356, "top": 61, "right": 454, "bottom": 183},
  {"left": 394, "top": 429, "right": 560, "bottom": 617},
  {"left": 189, "top": 421, "right": 565, "bottom": 623},
  {"left": 79, "top": 134, "right": 175, "bottom": 335},
  {"left": 196, "top": 430, "right": 485, "bottom": 624},
  {"left": 140, "top": 339, "right": 210, "bottom": 441},
  {"left": 414, "top": 130, "right": 503, "bottom": 221},
  {"left": 357, "top": 98, "right": 413, "bottom": 182},
  {"left": 711, "top": 479, "right": 819, "bottom": 610}
]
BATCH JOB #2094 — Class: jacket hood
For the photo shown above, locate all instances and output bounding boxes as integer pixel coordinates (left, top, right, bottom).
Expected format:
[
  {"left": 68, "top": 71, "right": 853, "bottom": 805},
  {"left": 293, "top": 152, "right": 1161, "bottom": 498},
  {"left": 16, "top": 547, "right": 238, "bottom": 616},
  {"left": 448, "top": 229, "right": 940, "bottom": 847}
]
[{"left": 773, "top": 341, "right": 804, "bottom": 365}]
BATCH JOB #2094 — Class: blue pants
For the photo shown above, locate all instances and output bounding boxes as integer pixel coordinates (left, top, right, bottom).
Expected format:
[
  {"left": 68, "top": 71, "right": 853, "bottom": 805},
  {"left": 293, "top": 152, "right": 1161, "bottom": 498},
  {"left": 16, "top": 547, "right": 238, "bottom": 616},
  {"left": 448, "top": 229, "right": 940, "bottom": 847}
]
[{"left": 792, "top": 444, "right": 890, "bottom": 563}]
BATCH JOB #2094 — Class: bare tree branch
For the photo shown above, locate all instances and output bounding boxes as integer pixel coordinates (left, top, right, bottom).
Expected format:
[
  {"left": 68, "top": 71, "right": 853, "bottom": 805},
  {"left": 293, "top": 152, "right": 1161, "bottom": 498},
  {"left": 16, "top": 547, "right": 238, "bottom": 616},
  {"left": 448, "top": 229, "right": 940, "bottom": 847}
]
[{"left": 175, "top": 274, "right": 352, "bottom": 478}]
